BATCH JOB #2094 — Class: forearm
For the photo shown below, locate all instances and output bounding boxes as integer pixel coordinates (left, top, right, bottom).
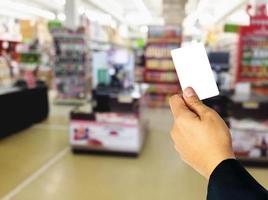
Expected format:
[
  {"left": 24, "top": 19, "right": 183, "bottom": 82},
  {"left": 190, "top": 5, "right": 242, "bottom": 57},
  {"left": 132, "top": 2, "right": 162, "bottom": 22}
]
[{"left": 207, "top": 159, "right": 268, "bottom": 200}]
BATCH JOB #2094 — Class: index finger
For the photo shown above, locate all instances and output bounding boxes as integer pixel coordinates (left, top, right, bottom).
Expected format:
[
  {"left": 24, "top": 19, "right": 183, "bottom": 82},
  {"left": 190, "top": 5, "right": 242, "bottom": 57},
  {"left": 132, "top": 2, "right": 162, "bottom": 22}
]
[{"left": 169, "top": 94, "right": 197, "bottom": 120}]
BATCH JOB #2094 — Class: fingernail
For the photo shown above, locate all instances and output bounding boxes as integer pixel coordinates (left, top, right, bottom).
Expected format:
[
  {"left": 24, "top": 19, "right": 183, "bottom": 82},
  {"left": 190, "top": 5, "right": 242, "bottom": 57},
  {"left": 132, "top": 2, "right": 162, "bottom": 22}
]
[{"left": 184, "top": 87, "right": 195, "bottom": 98}]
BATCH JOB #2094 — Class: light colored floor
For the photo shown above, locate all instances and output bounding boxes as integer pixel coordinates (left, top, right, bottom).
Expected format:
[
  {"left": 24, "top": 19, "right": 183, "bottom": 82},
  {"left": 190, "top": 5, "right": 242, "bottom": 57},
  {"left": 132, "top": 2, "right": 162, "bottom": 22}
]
[{"left": 0, "top": 106, "right": 268, "bottom": 200}]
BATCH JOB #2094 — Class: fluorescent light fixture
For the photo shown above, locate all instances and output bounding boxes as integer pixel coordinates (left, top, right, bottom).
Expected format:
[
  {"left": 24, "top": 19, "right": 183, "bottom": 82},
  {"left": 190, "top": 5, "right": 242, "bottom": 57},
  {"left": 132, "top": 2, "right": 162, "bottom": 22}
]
[{"left": 0, "top": 0, "right": 56, "bottom": 20}]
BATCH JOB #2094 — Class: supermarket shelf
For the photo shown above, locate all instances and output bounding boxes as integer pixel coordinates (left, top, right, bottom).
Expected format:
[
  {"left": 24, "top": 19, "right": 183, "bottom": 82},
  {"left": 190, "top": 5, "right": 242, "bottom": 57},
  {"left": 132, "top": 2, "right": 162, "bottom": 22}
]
[
  {"left": 144, "top": 80, "right": 178, "bottom": 84},
  {"left": 145, "top": 56, "right": 172, "bottom": 60},
  {"left": 52, "top": 31, "right": 91, "bottom": 103},
  {"left": 146, "top": 83, "right": 180, "bottom": 94},
  {"left": 238, "top": 157, "right": 268, "bottom": 167},
  {"left": 72, "top": 147, "right": 139, "bottom": 157},
  {"left": 147, "top": 38, "right": 181, "bottom": 44},
  {"left": 53, "top": 98, "right": 88, "bottom": 105},
  {"left": 0, "top": 38, "right": 21, "bottom": 42},
  {"left": 90, "top": 40, "right": 130, "bottom": 49},
  {"left": 147, "top": 91, "right": 178, "bottom": 95},
  {"left": 145, "top": 68, "right": 176, "bottom": 72},
  {"left": 145, "top": 26, "right": 181, "bottom": 108},
  {"left": 52, "top": 33, "right": 87, "bottom": 39},
  {"left": 237, "top": 77, "right": 268, "bottom": 82},
  {"left": 144, "top": 99, "right": 170, "bottom": 108}
]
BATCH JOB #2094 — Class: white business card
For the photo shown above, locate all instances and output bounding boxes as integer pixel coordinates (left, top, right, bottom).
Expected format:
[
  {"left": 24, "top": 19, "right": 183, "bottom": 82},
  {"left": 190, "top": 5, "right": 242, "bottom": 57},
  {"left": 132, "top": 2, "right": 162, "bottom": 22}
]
[{"left": 171, "top": 43, "right": 219, "bottom": 100}]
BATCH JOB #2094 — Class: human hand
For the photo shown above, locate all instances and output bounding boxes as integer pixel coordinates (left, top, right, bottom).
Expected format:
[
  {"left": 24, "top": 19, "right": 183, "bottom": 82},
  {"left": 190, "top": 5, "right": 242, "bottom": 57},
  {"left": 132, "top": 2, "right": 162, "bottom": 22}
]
[{"left": 169, "top": 87, "right": 235, "bottom": 179}]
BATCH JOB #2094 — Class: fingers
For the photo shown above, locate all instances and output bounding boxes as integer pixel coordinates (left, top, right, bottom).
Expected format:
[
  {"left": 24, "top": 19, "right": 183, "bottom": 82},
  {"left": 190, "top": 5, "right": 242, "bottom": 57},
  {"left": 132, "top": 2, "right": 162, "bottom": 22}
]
[
  {"left": 182, "top": 87, "right": 210, "bottom": 117},
  {"left": 169, "top": 94, "right": 197, "bottom": 121}
]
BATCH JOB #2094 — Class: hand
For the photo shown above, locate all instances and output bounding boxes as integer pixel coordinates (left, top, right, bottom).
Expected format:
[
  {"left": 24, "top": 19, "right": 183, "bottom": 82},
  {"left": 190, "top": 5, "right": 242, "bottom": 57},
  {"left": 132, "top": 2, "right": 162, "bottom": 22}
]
[{"left": 169, "top": 87, "right": 235, "bottom": 179}]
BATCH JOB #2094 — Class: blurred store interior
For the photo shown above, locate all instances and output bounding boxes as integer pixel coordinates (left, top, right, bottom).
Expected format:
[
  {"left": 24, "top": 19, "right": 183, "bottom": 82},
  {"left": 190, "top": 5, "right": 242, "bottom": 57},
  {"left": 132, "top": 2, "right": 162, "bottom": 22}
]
[{"left": 0, "top": 0, "right": 268, "bottom": 199}]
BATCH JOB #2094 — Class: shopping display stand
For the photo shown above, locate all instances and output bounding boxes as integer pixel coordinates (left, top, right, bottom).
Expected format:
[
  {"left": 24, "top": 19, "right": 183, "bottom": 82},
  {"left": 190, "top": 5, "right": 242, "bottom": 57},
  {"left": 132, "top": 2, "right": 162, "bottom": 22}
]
[
  {"left": 229, "top": 94, "right": 268, "bottom": 167},
  {"left": 231, "top": 4, "right": 268, "bottom": 166},
  {"left": 51, "top": 29, "right": 91, "bottom": 105},
  {"left": 69, "top": 85, "right": 148, "bottom": 157},
  {"left": 237, "top": 4, "right": 268, "bottom": 83},
  {"left": 0, "top": 85, "right": 49, "bottom": 138},
  {"left": 144, "top": 26, "right": 181, "bottom": 107}
]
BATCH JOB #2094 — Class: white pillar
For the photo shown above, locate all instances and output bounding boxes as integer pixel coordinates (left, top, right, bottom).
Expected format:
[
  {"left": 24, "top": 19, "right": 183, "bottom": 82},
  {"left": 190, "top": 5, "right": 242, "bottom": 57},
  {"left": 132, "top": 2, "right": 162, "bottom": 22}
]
[{"left": 64, "top": 0, "right": 80, "bottom": 30}]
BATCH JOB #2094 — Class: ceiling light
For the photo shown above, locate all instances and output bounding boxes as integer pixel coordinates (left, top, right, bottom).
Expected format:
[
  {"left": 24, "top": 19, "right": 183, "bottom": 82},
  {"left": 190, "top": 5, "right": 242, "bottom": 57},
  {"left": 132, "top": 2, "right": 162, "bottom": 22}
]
[{"left": 0, "top": 1, "right": 56, "bottom": 20}]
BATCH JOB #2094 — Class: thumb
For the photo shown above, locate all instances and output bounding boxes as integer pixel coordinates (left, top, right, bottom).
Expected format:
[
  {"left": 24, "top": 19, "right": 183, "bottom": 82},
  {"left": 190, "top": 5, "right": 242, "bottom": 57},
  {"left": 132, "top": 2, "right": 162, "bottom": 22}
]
[
  {"left": 182, "top": 87, "right": 209, "bottom": 117},
  {"left": 169, "top": 94, "right": 197, "bottom": 120}
]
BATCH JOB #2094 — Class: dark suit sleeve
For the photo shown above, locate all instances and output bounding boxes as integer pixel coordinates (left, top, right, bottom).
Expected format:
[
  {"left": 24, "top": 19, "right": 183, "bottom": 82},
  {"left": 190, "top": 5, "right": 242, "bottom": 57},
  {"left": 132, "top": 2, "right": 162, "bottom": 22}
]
[{"left": 207, "top": 159, "right": 268, "bottom": 200}]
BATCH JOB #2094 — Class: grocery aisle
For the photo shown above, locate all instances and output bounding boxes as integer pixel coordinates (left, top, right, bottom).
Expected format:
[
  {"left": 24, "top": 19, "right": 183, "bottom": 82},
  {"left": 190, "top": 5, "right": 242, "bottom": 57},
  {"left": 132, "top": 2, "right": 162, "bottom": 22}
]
[
  {"left": 1, "top": 0, "right": 268, "bottom": 199},
  {"left": 0, "top": 105, "right": 70, "bottom": 198},
  {"left": 0, "top": 105, "right": 268, "bottom": 200}
]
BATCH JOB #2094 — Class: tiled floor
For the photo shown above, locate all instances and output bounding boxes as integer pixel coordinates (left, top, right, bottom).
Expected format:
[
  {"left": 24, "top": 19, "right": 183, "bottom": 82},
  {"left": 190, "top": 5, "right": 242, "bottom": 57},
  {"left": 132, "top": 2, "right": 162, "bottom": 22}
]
[{"left": 0, "top": 105, "right": 268, "bottom": 200}]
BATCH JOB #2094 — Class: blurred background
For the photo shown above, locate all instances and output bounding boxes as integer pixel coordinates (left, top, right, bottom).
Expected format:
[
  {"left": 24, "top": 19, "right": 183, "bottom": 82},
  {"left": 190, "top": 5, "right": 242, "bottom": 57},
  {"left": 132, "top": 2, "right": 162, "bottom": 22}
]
[{"left": 0, "top": 0, "right": 268, "bottom": 199}]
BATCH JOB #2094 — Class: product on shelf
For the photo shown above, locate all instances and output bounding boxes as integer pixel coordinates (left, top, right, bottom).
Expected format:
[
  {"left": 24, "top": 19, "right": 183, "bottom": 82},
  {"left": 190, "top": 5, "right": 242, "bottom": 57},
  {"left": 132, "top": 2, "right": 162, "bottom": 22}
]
[
  {"left": 237, "top": 5, "right": 268, "bottom": 82},
  {"left": 230, "top": 118, "right": 268, "bottom": 159},
  {"left": 144, "top": 93, "right": 170, "bottom": 107},
  {"left": 19, "top": 52, "right": 41, "bottom": 88},
  {"left": 0, "top": 57, "right": 11, "bottom": 87},
  {"left": 0, "top": 39, "right": 21, "bottom": 82},
  {"left": 70, "top": 86, "right": 148, "bottom": 156},
  {"left": 37, "top": 67, "right": 53, "bottom": 88},
  {"left": 146, "top": 83, "right": 179, "bottom": 94},
  {"left": 148, "top": 26, "right": 182, "bottom": 39},
  {"left": 146, "top": 59, "right": 175, "bottom": 71},
  {"left": 144, "top": 26, "right": 181, "bottom": 107},
  {"left": 134, "top": 47, "right": 145, "bottom": 83},
  {"left": 51, "top": 29, "right": 91, "bottom": 104},
  {"left": 145, "top": 71, "right": 177, "bottom": 83},
  {"left": 145, "top": 44, "right": 179, "bottom": 59}
]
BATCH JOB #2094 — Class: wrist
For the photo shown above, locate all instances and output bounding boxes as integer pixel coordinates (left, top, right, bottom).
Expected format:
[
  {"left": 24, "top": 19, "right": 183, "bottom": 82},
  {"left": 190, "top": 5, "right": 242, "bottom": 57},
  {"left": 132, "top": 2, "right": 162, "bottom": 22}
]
[{"left": 206, "top": 155, "right": 236, "bottom": 179}]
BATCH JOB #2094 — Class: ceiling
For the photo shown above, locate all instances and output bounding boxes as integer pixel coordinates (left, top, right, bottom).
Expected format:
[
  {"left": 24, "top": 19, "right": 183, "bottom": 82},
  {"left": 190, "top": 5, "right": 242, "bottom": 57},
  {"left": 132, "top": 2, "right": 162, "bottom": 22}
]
[
  {"left": 109, "top": 0, "right": 164, "bottom": 25},
  {"left": 25, "top": 0, "right": 186, "bottom": 25},
  {"left": 0, "top": 0, "right": 253, "bottom": 27},
  {"left": 162, "top": 0, "right": 187, "bottom": 25},
  {"left": 103, "top": 0, "right": 187, "bottom": 25},
  {"left": 0, "top": 0, "right": 188, "bottom": 25},
  {"left": 183, "top": 0, "right": 252, "bottom": 29}
]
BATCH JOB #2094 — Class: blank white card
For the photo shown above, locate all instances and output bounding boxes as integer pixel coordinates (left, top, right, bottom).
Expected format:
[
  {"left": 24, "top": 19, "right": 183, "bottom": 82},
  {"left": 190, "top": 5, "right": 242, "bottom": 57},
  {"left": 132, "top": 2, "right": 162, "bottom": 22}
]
[{"left": 171, "top": 43, "right": 219, "bottom": 100}]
